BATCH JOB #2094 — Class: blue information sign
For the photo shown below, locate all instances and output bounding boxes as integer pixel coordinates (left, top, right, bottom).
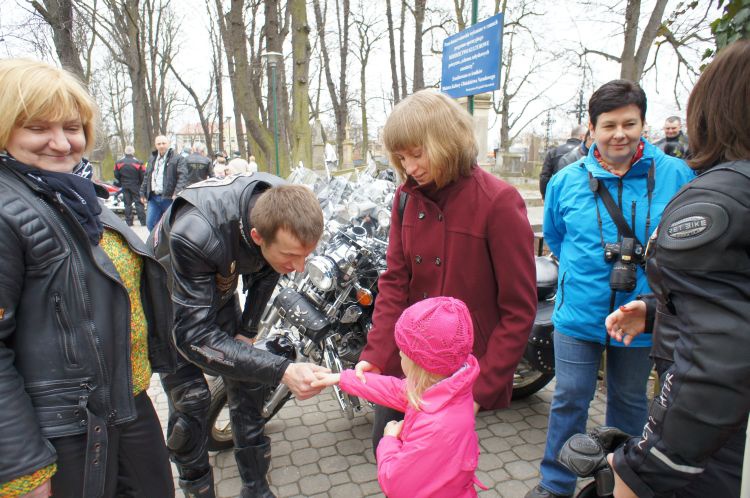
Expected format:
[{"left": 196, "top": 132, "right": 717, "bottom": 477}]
[{"left": 441, "top": 13, "right": 503, "bottom": 99}]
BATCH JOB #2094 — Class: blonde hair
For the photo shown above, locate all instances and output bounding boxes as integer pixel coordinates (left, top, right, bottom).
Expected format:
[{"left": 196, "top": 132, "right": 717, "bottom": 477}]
[
  {"left": 402, "top": 353, "right": 447, "bottom": 410},
  {"left": 383, "top": 90, "right": 477, "bottom": 188},
  {"left": 0, "top": 59, "right": 97, "bottom": 152}
]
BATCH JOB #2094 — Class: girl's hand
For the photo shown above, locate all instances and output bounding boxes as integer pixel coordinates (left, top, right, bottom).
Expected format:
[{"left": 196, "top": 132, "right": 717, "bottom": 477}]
[
  {"left": 21, "top": 479, "right": 51, "bottom": 497},
  {"left": 605, "top": 300, "right": 647, "bottom": 346},
  {"left": 310, "top": 372, "right": 341, "bottom": 388},
  {"left": 383, "top": 420, "right": 403, "bottom": 438},
  {"left": 354, "top": 361, "right": 380, "bottom": 383}
]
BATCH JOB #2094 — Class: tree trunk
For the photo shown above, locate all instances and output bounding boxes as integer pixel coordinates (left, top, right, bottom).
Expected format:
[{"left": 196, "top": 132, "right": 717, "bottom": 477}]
[
  {"left": 290, "top": 0, "right": 313, "bottom": 171},
  {"left": 399, "top": 0, "right": 408, "bottom": 97},
  {"left": 32, "top": 0, "right": 86, "bottom": 81},
  {"left": 412, "top": 0, "right": 426, "bottom": 91},
  {"left": 385, "top": 0, "right": 400, "bottom": 103}
]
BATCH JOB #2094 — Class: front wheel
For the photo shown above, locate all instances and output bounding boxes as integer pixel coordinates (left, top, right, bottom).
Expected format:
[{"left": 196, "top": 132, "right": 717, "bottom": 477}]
[{"left": 511, "top": 358, "right": 554, "bottom": 400}]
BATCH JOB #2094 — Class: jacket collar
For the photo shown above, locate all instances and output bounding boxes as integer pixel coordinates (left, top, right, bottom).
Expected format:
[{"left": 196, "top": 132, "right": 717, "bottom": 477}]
[
  {"left": 418, "top": 354, "right": 479, "bottom": 413},
  {"left": 401, "top": 166, "right": 477, "bottom": 201},
  {"left": 584, "top": 139, "right": 657, "bottom": 180}
]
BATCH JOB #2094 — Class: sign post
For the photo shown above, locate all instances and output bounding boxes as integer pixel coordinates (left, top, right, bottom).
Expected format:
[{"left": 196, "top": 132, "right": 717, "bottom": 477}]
[{"left": 441, "top": 13, "right": 503, "bottom": 103}]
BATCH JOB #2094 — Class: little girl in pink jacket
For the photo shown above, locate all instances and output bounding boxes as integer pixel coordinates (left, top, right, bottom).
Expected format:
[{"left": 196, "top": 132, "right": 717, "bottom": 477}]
[{"left": 312, "top": 297, "right": 486, "bottom": 498}]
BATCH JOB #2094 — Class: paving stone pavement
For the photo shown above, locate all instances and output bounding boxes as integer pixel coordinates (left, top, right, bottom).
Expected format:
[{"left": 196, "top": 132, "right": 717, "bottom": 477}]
[{"left": 146, "top": 377, "right": 607, "bottom": 498}]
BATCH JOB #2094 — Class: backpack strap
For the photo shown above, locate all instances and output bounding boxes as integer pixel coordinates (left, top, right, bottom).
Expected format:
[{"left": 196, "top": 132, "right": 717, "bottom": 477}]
[{"left": 398, "top": 190, "right": 408, "bottom": 221}]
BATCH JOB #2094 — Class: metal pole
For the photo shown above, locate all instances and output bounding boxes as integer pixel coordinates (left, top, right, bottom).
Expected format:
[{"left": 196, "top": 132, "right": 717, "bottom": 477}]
[
  {"left": 468, "top": 0, "right": 479, "bottom": 115},
  {"left": 271, "top": 62, "right": 280, "bottom": 177}
]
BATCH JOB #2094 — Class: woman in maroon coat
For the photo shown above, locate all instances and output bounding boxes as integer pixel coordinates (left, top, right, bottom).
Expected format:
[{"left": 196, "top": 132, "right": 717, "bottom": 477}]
[{"left": 356, "top": 90, "right": 537, "bottom": 453}]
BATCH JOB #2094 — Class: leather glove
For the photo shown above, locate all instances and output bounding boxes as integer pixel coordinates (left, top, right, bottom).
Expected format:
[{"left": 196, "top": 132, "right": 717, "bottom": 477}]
[{"left": 557, "top": 426, "right": 631, "bottom": 496}]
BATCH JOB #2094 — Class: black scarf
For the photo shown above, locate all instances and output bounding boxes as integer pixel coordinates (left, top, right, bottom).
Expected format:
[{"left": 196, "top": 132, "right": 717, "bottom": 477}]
[{"left": 1, "top": 153, "right": 103, "bottom": 245}]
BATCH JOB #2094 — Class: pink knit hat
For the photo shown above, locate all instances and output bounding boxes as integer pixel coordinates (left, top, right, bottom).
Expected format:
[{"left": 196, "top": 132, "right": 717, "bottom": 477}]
[{"left": 395, "top": 296, "right": 474, "bottom": 376}]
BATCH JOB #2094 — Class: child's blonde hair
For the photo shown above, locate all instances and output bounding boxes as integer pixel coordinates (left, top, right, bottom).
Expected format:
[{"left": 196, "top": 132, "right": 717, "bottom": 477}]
[{"left": 402, "top": 354, "right": 447, "bottom": 410}]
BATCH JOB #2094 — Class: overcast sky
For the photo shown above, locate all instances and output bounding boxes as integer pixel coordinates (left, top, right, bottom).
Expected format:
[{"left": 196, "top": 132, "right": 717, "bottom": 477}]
[{"left": 1, "top": 0, "right": 712, "bottom": 149}]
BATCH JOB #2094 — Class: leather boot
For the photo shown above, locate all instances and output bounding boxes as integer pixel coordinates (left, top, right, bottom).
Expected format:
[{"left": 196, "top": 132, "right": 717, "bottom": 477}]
[
  {"left": 179, "top": 469, "right": 216, "bottom": 498},
  {"left": 235, "top": 438, "right": 275, "bottom": 498}
]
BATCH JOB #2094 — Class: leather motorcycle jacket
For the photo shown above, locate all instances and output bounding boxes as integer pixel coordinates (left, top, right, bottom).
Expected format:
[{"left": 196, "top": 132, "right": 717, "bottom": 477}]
[
  {"left": 140, "top": 148, "right": 188, "bottom": 199},
  {"left": 150, "top": 173, "right": 292, "bottom": 385},
  {"left": 613, "top": 161, "right": 750, "bottom": 497},
  {"left": 0, "top": 165, "right": 175, "bottom": 485}
]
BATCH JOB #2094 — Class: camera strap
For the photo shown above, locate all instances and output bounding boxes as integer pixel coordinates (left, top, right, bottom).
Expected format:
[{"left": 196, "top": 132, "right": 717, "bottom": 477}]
[
  {"left": 588, "top": 159, "right": 654, "bottom": 246},
  {"left": 589, "top": 173, "right": 640, "bottom": 244}
]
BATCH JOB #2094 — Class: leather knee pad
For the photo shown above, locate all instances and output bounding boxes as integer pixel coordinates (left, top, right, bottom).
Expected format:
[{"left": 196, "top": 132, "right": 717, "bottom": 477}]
[{"left": 166, "top": 379, "right": 211, "bottom": 468}]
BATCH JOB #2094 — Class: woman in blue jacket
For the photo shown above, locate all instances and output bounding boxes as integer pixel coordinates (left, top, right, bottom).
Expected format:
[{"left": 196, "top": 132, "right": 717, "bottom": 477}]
[{"left": 526, "top": 80, "right": 694, "bottom": 498}]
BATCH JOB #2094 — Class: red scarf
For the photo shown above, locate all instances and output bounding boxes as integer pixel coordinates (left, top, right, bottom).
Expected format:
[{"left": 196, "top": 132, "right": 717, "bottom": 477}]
[{"left": 593, "top": 140, "right": 645, "bottom": 177}]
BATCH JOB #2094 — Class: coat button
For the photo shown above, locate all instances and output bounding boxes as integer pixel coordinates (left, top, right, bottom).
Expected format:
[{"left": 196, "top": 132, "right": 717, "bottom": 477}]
[
  {"left": 438, "top": 214, "right": 444, "bottom": 221},
  {"left": 415, "top": 255, "right": 422, "bottom": 264},
  {"left": 418, "top": 212, "right": 425, "bottom": 219},
  {"left": 435, "top": 257, "right": 441, "bottom": 266}
]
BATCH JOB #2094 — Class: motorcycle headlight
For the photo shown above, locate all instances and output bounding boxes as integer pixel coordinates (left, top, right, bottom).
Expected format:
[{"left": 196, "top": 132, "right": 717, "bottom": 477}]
[
  {"left": 306, "top": 256, "right": 337, "bottom": 291},
  {"left": 347, "top": 201, "right": 360, "bottom": 219},
  {"left": 376, "top": 208, "right": 391, "bottom": 228}
]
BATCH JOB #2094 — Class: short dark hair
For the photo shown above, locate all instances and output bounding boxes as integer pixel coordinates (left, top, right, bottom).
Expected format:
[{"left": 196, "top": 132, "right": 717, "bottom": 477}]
[
  {"left": 665, "top": 116, "right": 681, "bottom": 124},
  {"left": 687, "top": 39, "right": 750, "bottom": 170},
  {"left": 588, "top": 80, "right": 647, "bottom": 127}
]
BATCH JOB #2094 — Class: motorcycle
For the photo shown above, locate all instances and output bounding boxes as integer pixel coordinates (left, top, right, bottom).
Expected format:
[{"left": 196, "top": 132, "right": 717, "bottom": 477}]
[{"left": 205, "top": 168, "right": 558, "bottom": 451}]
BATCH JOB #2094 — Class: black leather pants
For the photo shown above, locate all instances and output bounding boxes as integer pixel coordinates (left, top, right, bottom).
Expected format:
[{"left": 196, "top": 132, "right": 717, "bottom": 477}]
[{"left": 160, "top": 363, "right": 214, "bottom": 497}]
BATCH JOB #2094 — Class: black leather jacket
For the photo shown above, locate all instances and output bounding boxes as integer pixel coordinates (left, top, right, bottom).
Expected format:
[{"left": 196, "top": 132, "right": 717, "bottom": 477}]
[
  {"left": 0, "top": 165, "right": 175, "bottom": 484},
  {"left": 114, "top": 154, "right": 145, "bottom": 191},
  {"left": 613, "top": 161, "right": 750, "bottom": 497},
  {"left": 539, "top": 138, "right": 582, "bottom": 198},
  {"left": 184, "top": 153, "right": 213, "bottom": 186},
  {"left": 140, "top": 148, "right": 188, "bottom": 199},
  {"left": 150, "top": 173, "right": 292, "bottom": 385}
]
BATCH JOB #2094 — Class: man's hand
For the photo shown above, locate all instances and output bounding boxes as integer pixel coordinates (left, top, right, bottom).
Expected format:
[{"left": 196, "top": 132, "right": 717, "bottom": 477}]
[
  {"left": 354, "top": 360, "right": 381, "bottom": 383},
  {"left": 605, "top": 300, "right": 647, "bottom": 346},
  {"left": 607, "top": 453, "right": 638, "bottom": 498},
  {"left": 383, "top": 420, "right": 403, "bottom": 438},
  {"left": 310, "top": 372, "right": 341, "bottom": 388},
  {"left": 21, "top": 479, "right": 51, "bottom": 497},
  {"left": 281, "top": 363, "right": 331, "bottom": 400},
  {"left": 140, "top": 196, "right": 146, "bottom": 204}
]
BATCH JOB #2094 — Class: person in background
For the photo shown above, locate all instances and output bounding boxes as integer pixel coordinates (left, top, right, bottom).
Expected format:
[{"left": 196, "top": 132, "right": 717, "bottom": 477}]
[
  {"left": 557, "top": 130, "right": 594, "bottom": 170},
  {"left": 248, "top": 155, "right": 259, "bottom": 173},
  {"left": 0, "top": 58, "right": 174, "bottom": 498},
  {"left": 654, "top": 116, "right": 690, "bottom": 159},
  {"left": 539, "top": 124, "right": 587, "bottom": 199},
  {"left": 605, "top": 38, "right": 750, "bottom": 498},
  {"left": 114, "top": 145, "right": 147, "bottom": 226},
  {"left": 140, "top": 135, "right": 187, "bottom": 230},
  {"left": 227, "top": 157, "right": 250, "bottom": 175},
  {"left": 313, "top": 297, "right": 486, "bottom": 498},
  {"left": 184, "top": 142, "right": 212, "bottom": 186},
  {"left": 355, "top": 89, "right": 536, "bottom": 457},
  {"left": 527, "top": 80, "right": 694, "bottom": 498}
]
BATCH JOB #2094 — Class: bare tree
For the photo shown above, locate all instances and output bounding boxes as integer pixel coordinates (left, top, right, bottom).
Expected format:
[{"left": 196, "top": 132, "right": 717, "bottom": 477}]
[
  {"left": 290, "top": 0, "right": 313, "bottom": 169},
  {"left": 385, "top": 0, "right": 401, "bottom": 103},
  {"left": 352, "top": 4, "right": 385, "bottom": 160},
  {"left": 312, "top": 0, "right": 351, "bottom": 163},
  {"left": 29, "top": 0, "right": 87, "bottom": 80},
  {"left": 412, "top": 0, "right": 426, "bottom": 90}
]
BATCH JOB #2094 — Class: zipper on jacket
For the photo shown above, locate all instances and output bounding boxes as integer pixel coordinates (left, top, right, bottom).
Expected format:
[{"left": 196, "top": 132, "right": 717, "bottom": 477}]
[
  {"left": 41, "top": 195, "right": 114, "bottom": 419},
  {"left": 53, "top": 293, "right": 79, "bottom": 367},
  {"left": 556, "top": 271, "right": 566, "bottom": 310}
]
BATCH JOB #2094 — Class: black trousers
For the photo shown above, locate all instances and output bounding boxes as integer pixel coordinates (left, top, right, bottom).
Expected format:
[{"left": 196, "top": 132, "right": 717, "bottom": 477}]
[
  {"left": 50, "top": 391, "right": 174, "bottom": 498},
  {"left": 122, "top": 188, "right": 146, "bottom": 226}
]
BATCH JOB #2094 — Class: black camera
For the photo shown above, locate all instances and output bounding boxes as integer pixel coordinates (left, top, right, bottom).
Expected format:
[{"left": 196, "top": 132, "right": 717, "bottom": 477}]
[{"left": 603, "top": 237, "right": 644, "bottom": 292}]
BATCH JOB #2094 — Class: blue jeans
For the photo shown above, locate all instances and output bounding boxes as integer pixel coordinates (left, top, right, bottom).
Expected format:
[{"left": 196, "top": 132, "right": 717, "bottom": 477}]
[
  {"left": 539, "top": 331, "right": 652, "bottom": 495},
  {"left": 146, "top": 194, "right": 173, "bottom": 231}
]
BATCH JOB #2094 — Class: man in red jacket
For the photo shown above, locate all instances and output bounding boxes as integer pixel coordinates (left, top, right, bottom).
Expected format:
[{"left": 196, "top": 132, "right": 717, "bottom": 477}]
[{"left": 355, "top": 90, "right": 537, "bottom": 454}]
